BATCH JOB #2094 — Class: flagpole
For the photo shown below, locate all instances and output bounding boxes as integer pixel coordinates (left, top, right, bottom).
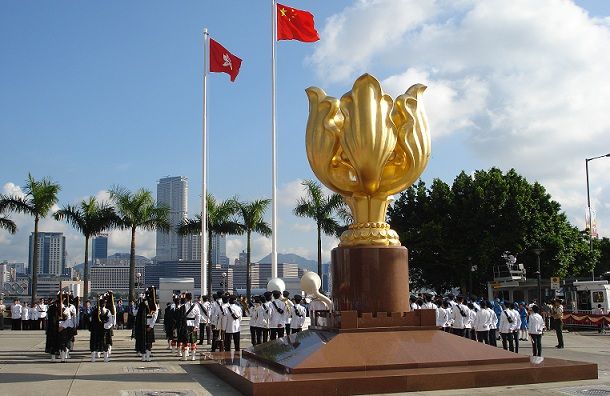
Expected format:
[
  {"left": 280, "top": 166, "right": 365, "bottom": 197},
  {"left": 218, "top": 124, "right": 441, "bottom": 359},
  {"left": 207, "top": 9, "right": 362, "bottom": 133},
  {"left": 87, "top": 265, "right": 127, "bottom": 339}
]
[
  {"left": 201, "top": 28, "right": 209, "bottom": 296},
  {"left": 271, "top": 0, "right": 278, "bottom": 279}
]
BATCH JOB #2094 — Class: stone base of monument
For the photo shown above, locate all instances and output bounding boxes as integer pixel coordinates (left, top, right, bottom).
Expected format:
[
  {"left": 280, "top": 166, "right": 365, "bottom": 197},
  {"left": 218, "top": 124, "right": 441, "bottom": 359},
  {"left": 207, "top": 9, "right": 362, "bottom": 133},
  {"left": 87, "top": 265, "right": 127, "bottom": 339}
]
[{"left": 201, "top": 309, "right": 598, "bottom": 395}]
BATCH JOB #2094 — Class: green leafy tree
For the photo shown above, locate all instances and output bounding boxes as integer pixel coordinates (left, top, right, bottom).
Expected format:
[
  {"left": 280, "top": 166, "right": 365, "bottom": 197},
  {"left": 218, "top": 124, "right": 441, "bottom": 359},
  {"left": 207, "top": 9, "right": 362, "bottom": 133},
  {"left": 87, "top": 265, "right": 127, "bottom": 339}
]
[
  {"left": 236, "top": 199, "right": 272, "bottom": 299},
  {"left": 0, "top": 216, "right": 17, "bottom": 234},
  {"left": 293, "top": 180, "right": 343, "bottom": 279},
  {"left": 388, "top": 168, "right": 594, "bottom": 294},
  {"left": 0, "top": 174, "right": 60, "bottom": 301},
  {"left": 594, "top": 237, "right": 610, "bottom": 276},
  {"left": 109, "top": 186, "right": 170, "bottom": 302},
  {"left": 177, "top": 194, "right": 241, "bottom": 294},
  {"left": 54, "top": 197, "right": 120, "bottom": 299}
]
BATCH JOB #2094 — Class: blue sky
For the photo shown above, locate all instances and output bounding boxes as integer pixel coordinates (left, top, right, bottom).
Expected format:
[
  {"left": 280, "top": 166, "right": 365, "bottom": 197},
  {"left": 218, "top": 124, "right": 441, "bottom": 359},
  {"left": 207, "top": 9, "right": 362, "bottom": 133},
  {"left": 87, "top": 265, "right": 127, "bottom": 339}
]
[{"left": 2, "top": 0, "right": 610, "bottom": 266}]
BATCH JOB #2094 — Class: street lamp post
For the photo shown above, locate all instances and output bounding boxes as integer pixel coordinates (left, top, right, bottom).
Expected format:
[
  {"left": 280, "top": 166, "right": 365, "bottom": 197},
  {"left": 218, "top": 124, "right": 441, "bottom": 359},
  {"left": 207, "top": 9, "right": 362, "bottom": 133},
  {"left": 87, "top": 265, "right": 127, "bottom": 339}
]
[
  {"left": 221, "top": 272, "right": 227, "bottom": 293},
  {"left": 586, "top": 153, "right": 610, "bottom": 281},
  {"left": 136, "top": 272, "right": 142, "bottom": 297},
  {"left": 532, "top": 248, "right": 544, "bottom": 306}
]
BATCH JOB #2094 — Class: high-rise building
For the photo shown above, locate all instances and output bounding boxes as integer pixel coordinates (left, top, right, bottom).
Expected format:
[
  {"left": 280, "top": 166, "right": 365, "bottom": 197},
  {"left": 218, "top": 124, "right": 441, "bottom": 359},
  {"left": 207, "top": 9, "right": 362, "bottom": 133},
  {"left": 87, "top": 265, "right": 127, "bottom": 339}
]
[
  {"left": 28, "top": 232, "right": 66, "bottom": 276},
  {"left": 90, "top": 261, "right": 146, "bottom": 297},
  {"left": 182, "top": 234, "right": 201, "bottom": 261},
  {"left": 156, "top": 176, "right": 188, "bottom": 262},
  {"left": 210, "top": 234, "right": 227, "bottom": 265},
  {"left": 91, "top": 234, "right": 108, "bottom": 264}
]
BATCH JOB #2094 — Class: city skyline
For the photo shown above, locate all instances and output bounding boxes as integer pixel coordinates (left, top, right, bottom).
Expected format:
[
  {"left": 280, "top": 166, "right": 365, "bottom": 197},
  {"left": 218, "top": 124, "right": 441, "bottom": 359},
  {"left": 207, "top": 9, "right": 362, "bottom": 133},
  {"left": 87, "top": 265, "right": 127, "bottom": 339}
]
[{"left": 2, "top": 1, "right": 610, "bottom": 269}]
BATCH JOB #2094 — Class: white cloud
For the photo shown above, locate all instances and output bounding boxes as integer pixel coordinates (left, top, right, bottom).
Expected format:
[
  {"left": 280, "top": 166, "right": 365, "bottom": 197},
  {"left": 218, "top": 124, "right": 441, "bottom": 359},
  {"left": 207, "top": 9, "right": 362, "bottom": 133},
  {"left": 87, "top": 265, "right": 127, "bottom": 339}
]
[
  {"left": 226, "top": 237, "right": 245, "bottom": 262},
  {"left": 108, "top": 229, "right": 156, "bottom": 259},
  {"left": 311, "top": 0, "right": 610, "bottom": 238},
  {"left": 251, "top": 236, "right": 272, "bottom": 262},
  {"left": 277, "top": 179, "right": 306, "bottom": 208},
  {"left": 290, "top": 222, "right": 316, "bottom": 233}
]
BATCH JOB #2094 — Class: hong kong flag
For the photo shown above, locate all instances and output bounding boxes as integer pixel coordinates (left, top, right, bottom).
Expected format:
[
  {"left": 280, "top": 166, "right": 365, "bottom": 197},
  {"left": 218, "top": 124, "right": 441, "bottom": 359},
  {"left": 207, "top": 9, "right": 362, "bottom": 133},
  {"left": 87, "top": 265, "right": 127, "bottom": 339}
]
[
  {"left": 209, "top": 38, "right": 242, "bottom": 82},
  {"left": 277, "top": 3, "right": 319, "bottom": 42}
]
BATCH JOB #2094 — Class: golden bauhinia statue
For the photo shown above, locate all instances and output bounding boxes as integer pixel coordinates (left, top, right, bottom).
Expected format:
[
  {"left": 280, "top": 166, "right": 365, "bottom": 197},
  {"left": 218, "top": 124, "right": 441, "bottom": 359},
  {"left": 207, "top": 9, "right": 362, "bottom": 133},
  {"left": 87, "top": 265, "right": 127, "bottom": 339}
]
[{"left": 305, "top": 73, "right": 431, "bottom": 247}]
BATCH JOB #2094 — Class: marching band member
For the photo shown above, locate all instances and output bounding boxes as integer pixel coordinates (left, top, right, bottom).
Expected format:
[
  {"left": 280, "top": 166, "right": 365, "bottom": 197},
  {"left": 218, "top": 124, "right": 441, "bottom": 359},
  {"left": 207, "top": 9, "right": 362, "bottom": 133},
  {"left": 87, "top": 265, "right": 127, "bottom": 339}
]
[
  {"left": 473, "top": 300, "right": 492, "bottom": 344},
  {"left": 164, "top": 299, "right": 177, "bottom": 350},
  {"left": 223, "top": 295, "right": 243, "bottom": 351},
  {"left": 253, "top": 295, "right": 268, "bottom": 344},
  {"left": 197, "top": 295, "right": 212, "bottom": 346},
  {"left": 269, "top": 290, "right": 288, "bottom": 340},
  {"left": 281, "top": 291, "right": 294, "bottom": 334},
  {"left": 499, "top": 301, "right": 517, "bottom": 352},
  {"left": 261, "top": 292, "right": 272, "bottom": 343},
  {"left": 487, "top": 301, "right": 499, "bottom": 347},
  {"left": 58, "top": 293, "right": 77, "bottom": 362},
  {"left": 134, "top": 287, "right": 158, "bottom": 362},
  {"left": 450, "top": 296, "right": 470, "bottom": 337},
  {"left": 90, "top": 295, "right": 113, "bottom": 362},
  {"left": 210, "top": 291, "right": 224, "bottom": 352},
  {"left": 248, "top": 296, "right": 259, "bottom": 345},
  {"left": 45, "top": 294, "right": 61, "bottom": 362},
  {"left": 290, "top": 295, "right": 306, "bottom": 333},
  {"left": 177, "top": 292, "right": 201, "bottom": 361}
]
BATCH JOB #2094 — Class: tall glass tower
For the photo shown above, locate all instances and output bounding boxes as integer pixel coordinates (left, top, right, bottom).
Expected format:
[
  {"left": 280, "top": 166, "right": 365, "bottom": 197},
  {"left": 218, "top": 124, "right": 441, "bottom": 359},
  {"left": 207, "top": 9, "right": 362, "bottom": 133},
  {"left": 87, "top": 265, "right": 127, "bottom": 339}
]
[{"left": 155, "top": 176, "right": 188, "bottom": 261}]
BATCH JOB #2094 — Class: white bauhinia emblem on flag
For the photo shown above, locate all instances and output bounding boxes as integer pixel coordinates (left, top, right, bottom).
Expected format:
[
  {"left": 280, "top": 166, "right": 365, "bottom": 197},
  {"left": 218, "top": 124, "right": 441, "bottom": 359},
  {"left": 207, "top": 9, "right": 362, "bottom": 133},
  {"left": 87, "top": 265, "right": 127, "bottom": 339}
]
[{"left": 223, "top": 53, "right": 232, "bottom": 70}]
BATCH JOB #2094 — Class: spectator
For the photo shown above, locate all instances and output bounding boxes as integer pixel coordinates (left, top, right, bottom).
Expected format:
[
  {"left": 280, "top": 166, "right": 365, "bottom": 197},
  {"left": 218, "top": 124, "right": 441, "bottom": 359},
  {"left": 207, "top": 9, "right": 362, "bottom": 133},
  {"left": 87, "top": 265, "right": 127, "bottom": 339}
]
[
  {"left": 11, "top": 299, "right": 22, "bottom": 330},
  {"left": 551, "top": 298, "right": 564, "bottom": 349},
  {"left": 116, "top": 299, "right": 125, "bottom": 329},
  {"left": 592, "top": 304, "right": 606, "bottom": 334},
  {"left": 0, "top": 299, "right": 5, "bottom": 330}
]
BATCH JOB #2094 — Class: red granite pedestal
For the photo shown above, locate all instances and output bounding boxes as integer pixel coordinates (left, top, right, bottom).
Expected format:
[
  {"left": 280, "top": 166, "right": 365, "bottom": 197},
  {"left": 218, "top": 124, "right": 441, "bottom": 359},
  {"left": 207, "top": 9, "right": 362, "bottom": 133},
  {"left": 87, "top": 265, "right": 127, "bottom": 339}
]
[{"left": 202, "top": 246, "right": 598, "bottom": 395}]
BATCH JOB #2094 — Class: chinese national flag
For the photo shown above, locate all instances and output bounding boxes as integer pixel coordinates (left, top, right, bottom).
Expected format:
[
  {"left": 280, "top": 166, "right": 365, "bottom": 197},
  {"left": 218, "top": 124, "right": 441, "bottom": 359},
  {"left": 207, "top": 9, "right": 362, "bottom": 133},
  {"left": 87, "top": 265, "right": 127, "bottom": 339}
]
[
  {"left": 209, "top": 38, "right": 242, "bottom": 82},
  {"left": 277, "top": 3, "right": 319, "bottom": 42}
]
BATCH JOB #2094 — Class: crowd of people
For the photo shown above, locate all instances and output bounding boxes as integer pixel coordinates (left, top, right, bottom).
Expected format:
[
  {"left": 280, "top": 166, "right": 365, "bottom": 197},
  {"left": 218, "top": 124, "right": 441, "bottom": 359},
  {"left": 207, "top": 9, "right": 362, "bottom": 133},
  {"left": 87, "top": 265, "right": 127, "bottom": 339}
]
[
  {"left": 410, "top": 293, "right": 567, "bottom": 357},
  {"left": 162, "top": 289, "right": 311, "bottom": 360},
  {"left": 0, "top": 288, "right": 590, "bottom": 364}
]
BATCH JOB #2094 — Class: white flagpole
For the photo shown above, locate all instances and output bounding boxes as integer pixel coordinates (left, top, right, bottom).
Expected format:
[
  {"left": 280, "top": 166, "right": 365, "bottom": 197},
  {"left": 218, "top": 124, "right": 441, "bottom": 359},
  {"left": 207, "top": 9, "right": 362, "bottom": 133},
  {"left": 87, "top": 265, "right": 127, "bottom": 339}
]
[
  {"left": 271, "top": 0, "right": 278, "bottom": 278},
  {"left": 201, "top": 28, "right": 209, "bottom": 296}
]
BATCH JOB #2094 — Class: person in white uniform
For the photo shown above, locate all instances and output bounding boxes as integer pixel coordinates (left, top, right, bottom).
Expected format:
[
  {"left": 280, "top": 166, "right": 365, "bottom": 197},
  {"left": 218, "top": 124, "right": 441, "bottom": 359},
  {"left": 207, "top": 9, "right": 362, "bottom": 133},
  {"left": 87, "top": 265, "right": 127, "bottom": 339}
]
[
  {"left": 58, "top": 295, "right": 77, "bottom": 362},
  {"left": 450, "top": 296, "right": 471, "bottom": 337},
  {"left": 528, "top": 304, "right": 545, "bottom": 357},
  {"left": 269, "top": 290, "right": 288, "bottom": 340},
  {"left": 177, "top": 292, "right": 201, "bottom": 361},
  {"left": 290, "top": 295, "right": 307, "bottom": 333},
  {"left": 223, "top": 295, "right": 243, "bottom": 351}
]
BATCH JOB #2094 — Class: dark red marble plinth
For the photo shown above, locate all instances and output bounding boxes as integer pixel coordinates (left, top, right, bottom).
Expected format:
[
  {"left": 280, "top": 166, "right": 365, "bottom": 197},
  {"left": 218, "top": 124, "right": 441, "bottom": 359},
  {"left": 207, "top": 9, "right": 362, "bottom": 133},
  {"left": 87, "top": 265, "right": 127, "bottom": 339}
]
[
  {"left": 331, "top": 246, "right": 409, "bottom": 313},
  {"left": 202, "top": 329, "right": 598, "bottom": 395}
]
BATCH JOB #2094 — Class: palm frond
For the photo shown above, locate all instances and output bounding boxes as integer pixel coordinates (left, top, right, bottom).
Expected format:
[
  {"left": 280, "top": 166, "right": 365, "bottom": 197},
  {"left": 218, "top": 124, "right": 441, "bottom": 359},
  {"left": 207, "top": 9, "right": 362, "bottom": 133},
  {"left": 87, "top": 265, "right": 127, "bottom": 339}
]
[
  {"left": 178, "top": 216, "right": 202, "bottom": 235},
  {"left": 0, "top": 195, "right": 36, "bottom": 216},
  {"left": 26, "top": 174, "right": 61, "bottom": 217},
  {"left": 53, "top": 204, "right": 86, "bottom": 234},
  {"left": 0, "top": 217, "right": 17, "bottom": 234}
]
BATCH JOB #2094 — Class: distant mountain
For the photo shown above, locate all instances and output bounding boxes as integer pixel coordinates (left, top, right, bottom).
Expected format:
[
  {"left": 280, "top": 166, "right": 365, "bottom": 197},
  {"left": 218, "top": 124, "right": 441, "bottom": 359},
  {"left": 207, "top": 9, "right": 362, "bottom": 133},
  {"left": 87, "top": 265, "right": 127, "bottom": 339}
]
[
  {"left": 258, "top": 253, "right": 325, "bottom": 273},
  {"left": 71, "top": 253, "right": 151, "bottom": 273}
]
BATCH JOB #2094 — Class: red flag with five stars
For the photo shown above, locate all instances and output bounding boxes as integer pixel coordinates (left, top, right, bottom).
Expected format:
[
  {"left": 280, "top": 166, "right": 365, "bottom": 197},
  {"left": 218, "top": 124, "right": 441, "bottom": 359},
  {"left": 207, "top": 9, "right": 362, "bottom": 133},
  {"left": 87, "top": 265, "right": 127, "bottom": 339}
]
[
  {"left": 209, "top": 38, "right": 242, "bottom": 82},
  {"left": 276, "top": 3, "right": 319, "bottom": 42}
]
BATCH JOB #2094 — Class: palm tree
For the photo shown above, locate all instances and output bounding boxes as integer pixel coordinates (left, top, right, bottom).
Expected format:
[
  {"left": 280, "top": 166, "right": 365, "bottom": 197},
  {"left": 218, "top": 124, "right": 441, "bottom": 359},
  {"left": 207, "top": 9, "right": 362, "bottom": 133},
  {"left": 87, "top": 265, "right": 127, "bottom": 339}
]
[
  {"left": 54, "top": 197, "right": 120, "bottom": 299},
  {"left": 0, "top": 174, "right": 60, "bottom": 301},
  {"left": 0, "top": 216, "right": 17, "bottom": 234},
  {"left": 109, "top": 186, "right": 170, "bottom": 302},
  {"left": 177, "top": 194, "right": 241, "bottom": 294},
  {"left": 293, "top": 179, "right": 344, "bottom": 278},
  {"left": 236, "top": 199, "right": 272, "bottom": 299}
]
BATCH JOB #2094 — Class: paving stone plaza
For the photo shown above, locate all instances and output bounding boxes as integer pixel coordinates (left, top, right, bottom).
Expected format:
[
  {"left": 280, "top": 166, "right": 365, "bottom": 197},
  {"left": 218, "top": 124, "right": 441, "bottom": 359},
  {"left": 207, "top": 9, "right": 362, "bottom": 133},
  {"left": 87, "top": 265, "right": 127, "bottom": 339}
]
[{"left": 1, "top": 320, "right": 609, "bottom": 396}]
